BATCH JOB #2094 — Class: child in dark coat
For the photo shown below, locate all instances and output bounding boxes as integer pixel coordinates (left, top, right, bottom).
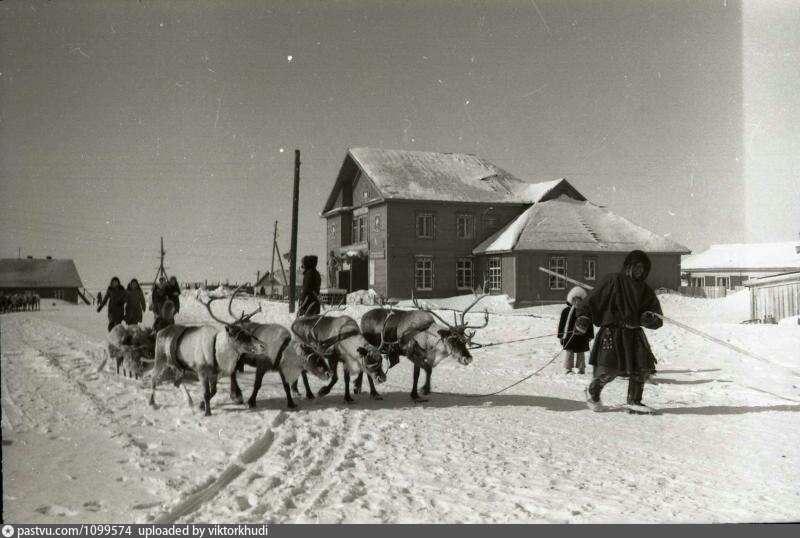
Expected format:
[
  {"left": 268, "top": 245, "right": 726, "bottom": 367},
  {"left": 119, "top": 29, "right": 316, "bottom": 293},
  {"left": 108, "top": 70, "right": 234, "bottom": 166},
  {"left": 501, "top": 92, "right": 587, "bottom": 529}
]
[
  {"left": 558, "top": 286, "right": 594, "bottom": 374},
  {"left": 97, "top": 276, "right": 127, "bottom": 332}
]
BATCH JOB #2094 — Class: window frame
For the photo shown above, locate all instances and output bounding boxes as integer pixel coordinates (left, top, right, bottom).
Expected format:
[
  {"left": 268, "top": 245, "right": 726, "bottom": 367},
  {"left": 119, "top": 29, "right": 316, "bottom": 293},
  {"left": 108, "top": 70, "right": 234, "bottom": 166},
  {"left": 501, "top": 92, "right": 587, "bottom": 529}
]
[
  {"left": 415, "top": 212, "right": 435, "bottom": 239},
  {"left": 548, "top": 256, "right": 568, "bottom": 290},
  {"left": 414, "top": 256, "right": 434, "bottom": 291},
  {"left": 583, "top": 257, "right": 597, "bottom": 281},
  {"left": 456, "top": 257, "right": 474, "bottom": 291},
  {"left": 456, "top": 213, "right": 475, "bottom": 240},
  {"left": 488, "top": 257, "right": 502, "bottom": 291},
  {"left": 351, "top": 214, "right": 367, "bottom": 244}
]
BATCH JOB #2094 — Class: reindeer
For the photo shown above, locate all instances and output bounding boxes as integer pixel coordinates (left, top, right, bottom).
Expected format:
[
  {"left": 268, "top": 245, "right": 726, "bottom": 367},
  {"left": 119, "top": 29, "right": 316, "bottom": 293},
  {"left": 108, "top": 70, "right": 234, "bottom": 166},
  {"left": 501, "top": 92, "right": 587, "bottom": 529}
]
[
  {"left": 224, "top": 289, "right": 333, "bottom": 410},
  {"left": 355, "top": 291, "right": 489, "bottom": 401},
  {"left": 148, "top": 297, "right": 268, "bottom": 416},
  {"left": 290, "top": 308, "right": 389, "bottom": 404},
  {"left": 107, "top": 324, "right": 155, "bottom": 379}
]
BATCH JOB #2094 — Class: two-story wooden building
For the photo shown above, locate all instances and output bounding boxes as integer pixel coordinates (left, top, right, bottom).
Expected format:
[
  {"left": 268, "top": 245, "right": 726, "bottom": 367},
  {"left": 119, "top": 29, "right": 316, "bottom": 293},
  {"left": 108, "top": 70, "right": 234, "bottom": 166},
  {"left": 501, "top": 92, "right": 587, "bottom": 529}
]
[{"left": 321, "top": 148, "right": 689, "bottom": 306}]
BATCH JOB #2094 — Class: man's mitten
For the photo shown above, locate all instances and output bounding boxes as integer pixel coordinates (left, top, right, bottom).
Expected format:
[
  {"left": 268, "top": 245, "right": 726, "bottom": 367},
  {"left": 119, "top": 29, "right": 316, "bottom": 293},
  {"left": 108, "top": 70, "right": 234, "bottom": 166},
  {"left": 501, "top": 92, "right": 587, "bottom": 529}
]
[{"left": 640, "top": 311, "right": 662, "bottom": 330}]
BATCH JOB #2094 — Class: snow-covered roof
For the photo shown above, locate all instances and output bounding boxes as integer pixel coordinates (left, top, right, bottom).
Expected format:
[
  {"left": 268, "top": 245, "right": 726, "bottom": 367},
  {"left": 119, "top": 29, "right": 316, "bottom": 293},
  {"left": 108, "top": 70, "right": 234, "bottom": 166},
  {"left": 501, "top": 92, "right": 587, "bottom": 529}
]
[
  {"left": 0, "top": 258, "right": 84, "bottom": 288},
  {"left": 743, "top": 270, "right": 800, "bottom": 288},
  {"left": 472, "top": 196, "right": 690, "bottom": 255},
  {"left": 322, "top": 148, "right": 585, "bottom": 213},
  {"left": 682, "top": 242, "right": 800, "bottom": 271}
]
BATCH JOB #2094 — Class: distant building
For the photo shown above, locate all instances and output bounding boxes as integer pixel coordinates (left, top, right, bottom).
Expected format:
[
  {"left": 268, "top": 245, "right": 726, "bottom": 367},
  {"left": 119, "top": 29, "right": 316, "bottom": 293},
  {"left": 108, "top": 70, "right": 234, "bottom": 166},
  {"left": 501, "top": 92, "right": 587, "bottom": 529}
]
[
  {"left": 0, "top": 257, "right": 85, "bottom": 304},
  {"left": 253, "top": 271, "right": 288, "bottom": 298},
  {"left": 744, "top": 271, "right": 800, "bottom": 323},
  {"left": 322, "top": 147, "right": 690, "bottom": 306},
  {"left": 682, "top": 242, "right": 800, "bottom": 291}
]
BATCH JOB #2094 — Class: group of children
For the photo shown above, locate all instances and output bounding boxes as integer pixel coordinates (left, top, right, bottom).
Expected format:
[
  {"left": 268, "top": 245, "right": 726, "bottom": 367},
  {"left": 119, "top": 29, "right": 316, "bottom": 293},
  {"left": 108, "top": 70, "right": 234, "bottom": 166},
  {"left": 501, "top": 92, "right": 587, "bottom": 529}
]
[
  {"left": 556, "top": 250, "right": 664, "bottom": 414},
  {"left": 97, "top": 275, "right": 180, "bottom": 333}
]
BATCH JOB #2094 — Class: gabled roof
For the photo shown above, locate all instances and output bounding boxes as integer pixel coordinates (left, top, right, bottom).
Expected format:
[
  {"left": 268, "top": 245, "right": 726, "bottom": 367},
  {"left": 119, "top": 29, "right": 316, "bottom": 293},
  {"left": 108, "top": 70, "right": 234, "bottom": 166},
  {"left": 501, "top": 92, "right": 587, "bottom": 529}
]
[
  {"left": 472, "top": 196, "right": 690, "bottom": 255},
  {"left": 254, "top": 272, "right": 287, "bottom": 288},
  {"left": 0, "top": 258, "right": 84, "bottom": 288},
  {"left": 322, "top": 148, "right": 582, "bottom": 214},
  {"left": 682, "top": 242, "right": 800, "bottom": 271}
]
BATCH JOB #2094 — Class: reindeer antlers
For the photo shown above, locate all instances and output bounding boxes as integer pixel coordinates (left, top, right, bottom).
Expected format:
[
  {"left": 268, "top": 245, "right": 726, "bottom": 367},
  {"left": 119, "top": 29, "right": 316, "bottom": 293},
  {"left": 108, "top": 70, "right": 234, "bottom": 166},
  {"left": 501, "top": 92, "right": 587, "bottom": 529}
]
[
  {"left": 202, "top": 287, "right": 260, "bottom": 327},
  {"left": 411, "top": 289, "right": 456, "bottom": 329},
  {"left": 227, "top": 285, "right": 261, "bottom": 324},
  {"left": 411, "top": 287, "right": 490, "bottom": 331}
]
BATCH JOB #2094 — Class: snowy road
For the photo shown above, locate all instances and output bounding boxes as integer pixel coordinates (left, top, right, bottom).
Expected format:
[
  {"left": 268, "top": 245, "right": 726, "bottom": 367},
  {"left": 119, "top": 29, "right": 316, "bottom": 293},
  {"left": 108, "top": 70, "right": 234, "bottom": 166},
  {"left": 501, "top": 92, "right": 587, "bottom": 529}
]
[{"left": 2, "top": 293, "right": 799, "bottom": 523}]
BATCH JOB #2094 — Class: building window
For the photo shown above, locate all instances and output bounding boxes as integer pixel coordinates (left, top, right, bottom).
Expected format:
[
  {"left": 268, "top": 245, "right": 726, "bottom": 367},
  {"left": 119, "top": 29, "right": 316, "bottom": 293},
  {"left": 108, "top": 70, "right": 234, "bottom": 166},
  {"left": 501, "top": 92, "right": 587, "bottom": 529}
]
[
  {"left": 584, "top": 257, "right": 597, "bottom": 281},
  {"left": 691, "top": 277, "right": 703, "bottom": 287},
  {"left": 456, "top": 258, "right": 473, "bottom": 290},
  {"left": 488, "top": 257, "right": 502, "bottom": 291},
  {"left": 548, "top": 256, "right": 567, "bottom": 290},
  {"left": 415, "top": 256, "right": 434, "bottom": 291},
  {"left": 416, "top": 212, "right": 435, "bottom": 239},
  {"left": 373, "top": 215, "right": 381, "bottom": 232},
  {"left": 456, "top": 214, "right": 475, "bottom": 239},
  {"left": 328, "top": 223, "right": 336, "bottom": 239},
  {"left": 352, "top": 215, "right": 367, "bottom": 243},
  {"left": 362, "top": 190, "right": 368, "bottom": 201},
  {"left": 716, "top": 276, "right": 730, "bottom": 289},
  {"left": 54, "top": 289, "right": 64, "bottom": 300}
]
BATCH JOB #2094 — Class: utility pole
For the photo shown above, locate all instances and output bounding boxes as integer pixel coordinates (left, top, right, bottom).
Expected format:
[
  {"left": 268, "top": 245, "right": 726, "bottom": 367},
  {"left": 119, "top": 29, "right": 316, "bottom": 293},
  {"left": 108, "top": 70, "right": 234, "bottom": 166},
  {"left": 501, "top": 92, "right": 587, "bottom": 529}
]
[
  {"left": 270, "top": 220, "right": 278, "bottom": 298},
  {"left": 288, "top": 149, "right": 300, "bottom": 313},
  {"left": 153, "top": 237, "right": 168, "bottom": 284}
]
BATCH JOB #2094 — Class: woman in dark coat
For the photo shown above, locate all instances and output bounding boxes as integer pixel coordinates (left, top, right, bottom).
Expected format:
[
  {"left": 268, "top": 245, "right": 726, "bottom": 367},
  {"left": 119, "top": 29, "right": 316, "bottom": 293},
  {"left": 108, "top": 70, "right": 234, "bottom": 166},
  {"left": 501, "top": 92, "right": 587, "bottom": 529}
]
[
  {"left": 575, "top": 250, "right": 663, "bottom": 413},
  {"left": 97, "top": 276, "right": 127, "bottom": 332},
  {"left": 124, "top": 278, "right": 147, "bottom": 325},
  {"left": 298, "top": 255, "right": 321, "bottom": 316},
  {"left": 558, "top": 286, "right": 594, "bottom": 374}
]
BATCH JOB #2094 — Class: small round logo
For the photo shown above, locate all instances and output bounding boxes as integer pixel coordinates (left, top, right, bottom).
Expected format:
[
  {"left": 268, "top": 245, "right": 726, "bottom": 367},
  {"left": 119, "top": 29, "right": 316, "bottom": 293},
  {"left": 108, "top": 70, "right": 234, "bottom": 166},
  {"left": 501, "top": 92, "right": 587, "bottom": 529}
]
[{"left": 2, "top": 525, "right": 15, "bottom": 537}]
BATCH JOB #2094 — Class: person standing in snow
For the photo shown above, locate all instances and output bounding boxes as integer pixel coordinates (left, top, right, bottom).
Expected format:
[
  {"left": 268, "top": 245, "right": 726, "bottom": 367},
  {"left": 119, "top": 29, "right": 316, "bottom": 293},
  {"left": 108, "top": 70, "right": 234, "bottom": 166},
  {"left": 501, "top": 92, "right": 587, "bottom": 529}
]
[
  {"left": 151, "top": 277, "right": 168, "bottom": 317},
  {"left": 97, "top": 276, "right": 127, "bottom": 332},
  {"left": 166, "top": 275, "right": 181, "bottom": 314},
  {"left": 574, "top": 250, "right": 663, "bottom": 413},
  {"left": 298, "top": 255, "right": 322, "bottom": 316},
  {"left": 558, "top": 286, "right": 593, "bottom": 374},
  {"left": 124, "top": 278, "right": 147, "bottom": 325}
]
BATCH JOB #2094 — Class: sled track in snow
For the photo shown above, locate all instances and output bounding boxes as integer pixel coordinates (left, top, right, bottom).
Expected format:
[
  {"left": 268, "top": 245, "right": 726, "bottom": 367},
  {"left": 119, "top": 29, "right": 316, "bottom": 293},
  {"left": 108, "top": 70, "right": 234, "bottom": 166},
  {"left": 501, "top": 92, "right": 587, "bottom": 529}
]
[{"left": 152, "top": 411, "right": 289, "bottom": 524}]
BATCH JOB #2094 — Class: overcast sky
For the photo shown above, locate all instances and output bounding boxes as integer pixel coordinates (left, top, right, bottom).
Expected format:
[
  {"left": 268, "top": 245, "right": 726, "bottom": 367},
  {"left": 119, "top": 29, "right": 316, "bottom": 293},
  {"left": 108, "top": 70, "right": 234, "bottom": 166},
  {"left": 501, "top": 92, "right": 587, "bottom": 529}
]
[{"left": 1, "top": 0, "right": 798, "bottom": 289}]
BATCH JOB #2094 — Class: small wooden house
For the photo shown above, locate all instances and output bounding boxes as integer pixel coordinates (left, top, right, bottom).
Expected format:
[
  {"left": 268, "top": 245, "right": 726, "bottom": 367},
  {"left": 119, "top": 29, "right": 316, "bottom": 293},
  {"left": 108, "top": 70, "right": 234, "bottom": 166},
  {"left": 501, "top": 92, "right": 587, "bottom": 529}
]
[
  {"left": 682, "top": 242, "right": 800, "bottom": 293},
  {"left": 0, "top": 257, "right": 85, "bottom": 304},
  {"left": 744, "top": 271, "right": 800, "bottom": 323}
]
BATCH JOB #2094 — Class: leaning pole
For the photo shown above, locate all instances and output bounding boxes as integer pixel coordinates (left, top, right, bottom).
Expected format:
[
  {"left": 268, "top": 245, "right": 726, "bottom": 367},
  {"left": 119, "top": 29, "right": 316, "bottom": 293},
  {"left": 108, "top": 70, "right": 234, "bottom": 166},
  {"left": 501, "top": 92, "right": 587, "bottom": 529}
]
[{"left": 288, "top": 149, "right": 301, "bottom": 314}]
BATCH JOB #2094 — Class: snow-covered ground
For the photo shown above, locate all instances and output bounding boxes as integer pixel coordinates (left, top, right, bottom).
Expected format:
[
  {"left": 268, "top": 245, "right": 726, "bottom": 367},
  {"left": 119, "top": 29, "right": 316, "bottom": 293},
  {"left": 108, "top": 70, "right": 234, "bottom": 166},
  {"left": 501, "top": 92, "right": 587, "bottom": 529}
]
[{"left": 2, "top": 290, "right": 799, "bottom": 523}]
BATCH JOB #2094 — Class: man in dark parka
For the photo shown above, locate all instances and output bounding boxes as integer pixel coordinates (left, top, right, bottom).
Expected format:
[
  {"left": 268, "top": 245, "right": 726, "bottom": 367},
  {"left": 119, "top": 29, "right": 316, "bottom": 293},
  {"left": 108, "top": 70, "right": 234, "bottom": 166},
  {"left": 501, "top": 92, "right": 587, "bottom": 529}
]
[
  {"left": 574, "top": 250, "right": 663, "bottom": 413},
  {"left": 298, "top": 255, "right": 321, "bottom": 316}
]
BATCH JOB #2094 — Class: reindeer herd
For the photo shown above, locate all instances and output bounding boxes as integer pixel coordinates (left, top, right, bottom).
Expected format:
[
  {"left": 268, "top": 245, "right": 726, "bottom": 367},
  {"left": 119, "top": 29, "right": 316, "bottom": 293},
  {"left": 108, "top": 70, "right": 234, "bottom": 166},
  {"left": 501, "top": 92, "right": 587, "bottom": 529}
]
[
  {"left": 109, "top": 287, "right": 490, "bottom": 417},
  {"left": 0, "top": 292, "right": 41, "bottom": 313}
]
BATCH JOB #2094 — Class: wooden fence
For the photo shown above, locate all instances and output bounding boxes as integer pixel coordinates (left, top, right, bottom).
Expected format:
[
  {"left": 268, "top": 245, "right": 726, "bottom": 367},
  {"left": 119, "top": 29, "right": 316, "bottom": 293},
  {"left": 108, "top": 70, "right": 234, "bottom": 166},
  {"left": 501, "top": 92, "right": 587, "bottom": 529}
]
[{"left": 679, "top": 286, "right": 728, "bottom": 299}]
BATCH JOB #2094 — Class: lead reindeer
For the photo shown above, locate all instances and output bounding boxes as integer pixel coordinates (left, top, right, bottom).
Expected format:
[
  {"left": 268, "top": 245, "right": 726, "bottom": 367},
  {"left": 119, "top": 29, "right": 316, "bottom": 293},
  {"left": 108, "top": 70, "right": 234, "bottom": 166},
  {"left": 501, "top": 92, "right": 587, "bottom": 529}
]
[
  {"left": 355, "top": 289, "right": 489, "bottom": 401},
  {"left": 149, "top": 297, "right": 268, "bottom": 416},
  {"left": 290, "top": 307, "right": 389, "bottom": 403},
  {"left": 224, "top": 288, "right": 333, "bottom": 410}
]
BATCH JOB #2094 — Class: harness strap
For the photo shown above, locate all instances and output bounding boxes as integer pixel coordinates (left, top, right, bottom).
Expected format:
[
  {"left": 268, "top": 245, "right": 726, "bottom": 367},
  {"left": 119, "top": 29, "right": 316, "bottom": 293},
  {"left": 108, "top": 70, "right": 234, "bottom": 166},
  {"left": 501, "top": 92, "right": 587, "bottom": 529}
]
[
  {"left": 317, "top": 328, "right": 361, "bottom": 350},
  {"left": 273, "top": 336, "right": 291, "bottom": 371}
]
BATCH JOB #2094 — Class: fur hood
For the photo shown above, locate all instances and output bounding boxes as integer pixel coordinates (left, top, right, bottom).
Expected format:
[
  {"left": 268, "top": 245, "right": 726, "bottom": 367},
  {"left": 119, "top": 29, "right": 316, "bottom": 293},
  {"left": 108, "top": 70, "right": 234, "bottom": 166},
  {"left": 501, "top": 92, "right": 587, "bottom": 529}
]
[
  {"left": 623, "top": 250, "right": 652, "bottom": 281},
  {"left": 566, "top": 286, "right": 587, "bottom": 306},
  {"left": 301, "top": 255, "right": 318, "bottom": 271}
]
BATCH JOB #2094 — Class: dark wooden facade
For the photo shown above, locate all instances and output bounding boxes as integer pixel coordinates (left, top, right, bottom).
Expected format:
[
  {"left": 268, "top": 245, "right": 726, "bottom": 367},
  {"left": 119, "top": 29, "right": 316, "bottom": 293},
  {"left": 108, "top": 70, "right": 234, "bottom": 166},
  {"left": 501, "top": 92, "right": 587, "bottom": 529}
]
[{"left": 322, "top": 149, "right": 686, "bottom": 306}]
